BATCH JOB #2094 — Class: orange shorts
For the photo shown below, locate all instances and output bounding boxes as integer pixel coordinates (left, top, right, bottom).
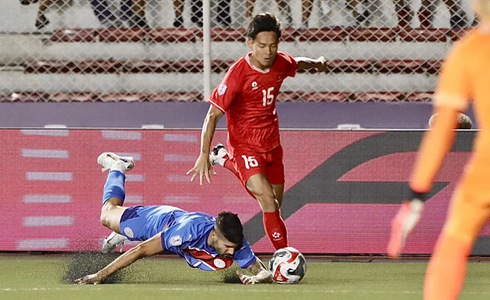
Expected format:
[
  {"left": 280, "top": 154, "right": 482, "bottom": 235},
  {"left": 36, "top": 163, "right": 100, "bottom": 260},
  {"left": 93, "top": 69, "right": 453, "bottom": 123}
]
[
  {"left": 229, "top": 145, "right": 285, "bottom": 187},
  {"left": 442, "top": 167, "right": 490, "bottom": 244}
]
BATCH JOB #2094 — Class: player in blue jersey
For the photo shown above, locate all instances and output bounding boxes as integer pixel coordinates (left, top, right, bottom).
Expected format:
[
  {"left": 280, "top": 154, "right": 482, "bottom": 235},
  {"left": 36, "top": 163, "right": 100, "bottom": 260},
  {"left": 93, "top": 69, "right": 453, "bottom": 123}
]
[{"left": 74, "top": 152, "right": 272, "bottom": 285}]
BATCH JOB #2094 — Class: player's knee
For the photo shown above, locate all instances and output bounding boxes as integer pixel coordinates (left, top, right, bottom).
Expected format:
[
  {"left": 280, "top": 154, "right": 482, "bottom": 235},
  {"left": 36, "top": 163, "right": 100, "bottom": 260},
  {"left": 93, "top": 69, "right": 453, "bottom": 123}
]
[
  {"left": 246, "top": 176, "right": 278, "bottom": 210},
  {"left": 100, "top": 214, "right": 107, "bottom": 227},
  {"left": 100, "top": 208, "right": 110, "bottom": 227},
  {"left": 252, "top": 191, "right": 278, "bottom": 211},
  {"left": 248, "top": 186, "right": 272, "bottom": 200},
  {"left": 100, "top": 202, "right": 116, "bottom": 227}
]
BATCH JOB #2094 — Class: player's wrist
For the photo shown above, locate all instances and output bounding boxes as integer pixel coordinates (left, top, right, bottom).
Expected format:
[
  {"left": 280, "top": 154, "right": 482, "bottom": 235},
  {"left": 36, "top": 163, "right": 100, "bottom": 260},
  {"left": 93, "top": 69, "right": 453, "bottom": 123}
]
[
  {"left": 407, "top": 187, "right": 428, "bottom": 202},
  {"left": 251, "top": 270, "right": 272, "bottom": 283}
]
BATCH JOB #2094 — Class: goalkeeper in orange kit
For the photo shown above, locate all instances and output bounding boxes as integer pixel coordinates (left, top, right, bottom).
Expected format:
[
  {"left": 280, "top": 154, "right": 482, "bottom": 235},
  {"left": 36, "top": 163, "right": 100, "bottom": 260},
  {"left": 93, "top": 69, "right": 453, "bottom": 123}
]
[{"left": 387, "top": 0, "right": 490, "bottom": 298}]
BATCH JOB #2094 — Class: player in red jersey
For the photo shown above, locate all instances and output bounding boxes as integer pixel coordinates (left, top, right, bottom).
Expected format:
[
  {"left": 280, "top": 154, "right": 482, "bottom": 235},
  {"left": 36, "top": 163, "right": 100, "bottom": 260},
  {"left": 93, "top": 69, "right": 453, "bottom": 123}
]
[{"left": 187, "top": 12, "right": 327, "bottom": 250}]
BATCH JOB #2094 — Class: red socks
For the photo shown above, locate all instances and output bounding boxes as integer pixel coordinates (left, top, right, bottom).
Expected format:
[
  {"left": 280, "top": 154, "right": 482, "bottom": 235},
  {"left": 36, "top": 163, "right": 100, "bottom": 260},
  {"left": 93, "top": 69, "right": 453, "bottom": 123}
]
[
  {"left": 222, "top": 159, "right": 288, "bottom": 250},
  {"left": 263, "top": 210, "right": 288, "bottom": 250}
]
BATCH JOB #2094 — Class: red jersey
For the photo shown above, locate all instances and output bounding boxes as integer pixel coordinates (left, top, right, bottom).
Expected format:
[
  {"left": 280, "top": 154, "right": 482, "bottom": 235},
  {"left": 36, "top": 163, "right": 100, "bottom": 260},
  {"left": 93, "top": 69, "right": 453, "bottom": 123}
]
[{"left": 208, "top": 51, "right": 297, "bottom": 152}]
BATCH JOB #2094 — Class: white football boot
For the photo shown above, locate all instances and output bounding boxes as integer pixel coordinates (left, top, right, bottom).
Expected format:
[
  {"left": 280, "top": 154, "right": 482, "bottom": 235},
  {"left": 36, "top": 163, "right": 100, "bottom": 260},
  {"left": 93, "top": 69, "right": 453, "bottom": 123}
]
[
  {"left": 102, "top": 231, "right": 128, "bottom": 254},
  {"left": 97, "top": 152, "right": 135, "bottom": 172}
]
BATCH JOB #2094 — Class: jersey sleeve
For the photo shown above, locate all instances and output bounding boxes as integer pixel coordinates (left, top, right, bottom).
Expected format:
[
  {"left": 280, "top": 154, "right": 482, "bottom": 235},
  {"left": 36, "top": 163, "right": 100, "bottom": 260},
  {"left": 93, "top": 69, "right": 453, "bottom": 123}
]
[
  {"left": 234, "top": 239, "right": 257, "bottom": 269},
  {"left": 208, "top": 64, "right": 241, "bottom": 113},
  {"left": 282, "top": 52, "right": 297, "bottom": 78},
  {"left": 433, "top": 44, "right": 471, "bottom": 112}
]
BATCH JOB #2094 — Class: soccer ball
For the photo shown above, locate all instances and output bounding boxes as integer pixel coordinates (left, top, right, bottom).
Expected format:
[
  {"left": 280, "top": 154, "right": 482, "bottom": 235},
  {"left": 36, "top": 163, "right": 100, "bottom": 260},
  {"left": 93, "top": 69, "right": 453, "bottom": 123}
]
[{"left": 269, "top": 247, "right": 306, "bottom": 284}]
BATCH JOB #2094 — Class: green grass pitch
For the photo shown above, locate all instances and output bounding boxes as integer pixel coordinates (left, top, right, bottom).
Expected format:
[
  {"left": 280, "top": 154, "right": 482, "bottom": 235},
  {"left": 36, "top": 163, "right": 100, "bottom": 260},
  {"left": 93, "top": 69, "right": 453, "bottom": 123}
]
[{"left": 2, "top": 254, "right": 490, "bottom": 300}]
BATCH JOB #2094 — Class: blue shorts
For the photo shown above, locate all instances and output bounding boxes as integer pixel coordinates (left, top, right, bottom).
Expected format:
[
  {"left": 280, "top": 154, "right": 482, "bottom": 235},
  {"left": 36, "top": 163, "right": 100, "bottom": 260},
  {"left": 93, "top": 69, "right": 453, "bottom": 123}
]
[{"left": 119, "top": 205, "right": 185, "bottom": 241}]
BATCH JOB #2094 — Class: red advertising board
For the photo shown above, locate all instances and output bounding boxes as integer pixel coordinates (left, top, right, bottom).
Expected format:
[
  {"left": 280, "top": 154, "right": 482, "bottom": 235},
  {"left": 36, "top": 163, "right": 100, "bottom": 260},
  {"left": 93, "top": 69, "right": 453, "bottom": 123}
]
[{"left": 1, "top": 129, "right": 482, "bottom": 254}]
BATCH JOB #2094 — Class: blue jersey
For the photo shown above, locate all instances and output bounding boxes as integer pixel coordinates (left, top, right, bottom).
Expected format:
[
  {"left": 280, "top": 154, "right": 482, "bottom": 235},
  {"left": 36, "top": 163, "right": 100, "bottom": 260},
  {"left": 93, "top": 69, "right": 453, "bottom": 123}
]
[{"left": 119, "top": 205, "right": 257, "bottom": 271}]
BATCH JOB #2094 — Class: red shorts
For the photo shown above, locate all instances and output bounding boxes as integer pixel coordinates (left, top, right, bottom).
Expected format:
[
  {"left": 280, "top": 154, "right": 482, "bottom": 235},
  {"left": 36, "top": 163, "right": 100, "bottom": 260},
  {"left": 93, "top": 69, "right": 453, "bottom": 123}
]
[{"left": 229, "top": 145, "right": 285, "bottom": 187}]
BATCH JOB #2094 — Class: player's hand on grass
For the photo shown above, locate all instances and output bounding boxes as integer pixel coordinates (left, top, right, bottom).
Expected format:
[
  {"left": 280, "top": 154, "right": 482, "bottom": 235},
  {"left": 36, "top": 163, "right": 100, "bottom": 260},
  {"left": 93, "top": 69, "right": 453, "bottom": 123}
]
[
  {"left": 187, "top": 153, "right": 215, "bottom": 185},
  {"left": 74, "top": 273, "right": 102, "bottom": 285},
  {"left": 236, "top": 270, "right": 258, "bottom": 285},
  {"left": 236, "top": 269, "right": 272, "bottom": 284}
]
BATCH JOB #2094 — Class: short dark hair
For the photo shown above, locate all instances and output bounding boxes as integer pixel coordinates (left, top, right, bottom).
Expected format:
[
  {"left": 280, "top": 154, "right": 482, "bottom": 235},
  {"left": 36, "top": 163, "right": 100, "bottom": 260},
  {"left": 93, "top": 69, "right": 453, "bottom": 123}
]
[
  {"left": 246, "top": 12, "right": 282, "bottom": 41},
  {"left": 215, "top": 211, "right": 244, "bottom": 247}
]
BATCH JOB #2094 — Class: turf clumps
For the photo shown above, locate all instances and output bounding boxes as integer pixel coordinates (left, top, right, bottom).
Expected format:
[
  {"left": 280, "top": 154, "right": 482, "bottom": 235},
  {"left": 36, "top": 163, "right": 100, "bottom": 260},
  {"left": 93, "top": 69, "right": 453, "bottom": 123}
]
[
  {"left": 62, "top": 251, "right": 127, "bottom": 284},
  {"left": 219, "top": 266, "right": 242, "bottom": 284}
]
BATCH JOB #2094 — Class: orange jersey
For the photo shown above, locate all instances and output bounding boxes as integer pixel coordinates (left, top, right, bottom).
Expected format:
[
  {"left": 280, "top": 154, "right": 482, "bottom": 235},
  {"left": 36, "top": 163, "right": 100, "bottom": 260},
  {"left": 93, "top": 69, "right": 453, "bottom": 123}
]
[
  {"left": 408, "top": 25, "right": 490, "bottom": 300},
  {"left": 434, "top": 27, "right": 490, "bottom": 182},
  {"left": 411, "top": 27, "right": 490, "bottom": 192}
]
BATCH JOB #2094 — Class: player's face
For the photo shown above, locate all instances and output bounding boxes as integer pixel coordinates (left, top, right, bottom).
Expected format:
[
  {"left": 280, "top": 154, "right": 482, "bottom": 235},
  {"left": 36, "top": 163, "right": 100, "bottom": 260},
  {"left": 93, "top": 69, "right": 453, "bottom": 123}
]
[
  {"left": 211, "top": 229, "right": 238, "bottom": 259},
  {"left": 248, "top": 31, "right": 279, "bottom": 70}
]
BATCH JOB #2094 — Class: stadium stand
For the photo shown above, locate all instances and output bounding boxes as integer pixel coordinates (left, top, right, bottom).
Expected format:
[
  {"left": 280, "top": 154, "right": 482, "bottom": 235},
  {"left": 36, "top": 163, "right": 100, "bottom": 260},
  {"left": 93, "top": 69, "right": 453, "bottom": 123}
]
[
  {"left": 0, "top": 25, "right": 473, "bottom": 103},
  {"left": 0, "top": 0, "right": 477, "bottom": 128}
]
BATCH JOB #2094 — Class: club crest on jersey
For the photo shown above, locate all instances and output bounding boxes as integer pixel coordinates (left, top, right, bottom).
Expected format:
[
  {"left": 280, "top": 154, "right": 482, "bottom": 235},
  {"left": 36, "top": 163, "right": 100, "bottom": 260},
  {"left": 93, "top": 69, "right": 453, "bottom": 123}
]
[
  {"left": 169, "top": 235, "right": 182, "bottom": 246},
  {"left": 218, "top": 83, "right": 227, "bottom": 95},
  {"left": 213, "top": 258, "right": 226, "bottom": 269},
  {"left": 123, "top": 227, "right": 134, "bottom": 238},
  {"left": 251, "top": 81, "right": 258, "bottom": 90}
]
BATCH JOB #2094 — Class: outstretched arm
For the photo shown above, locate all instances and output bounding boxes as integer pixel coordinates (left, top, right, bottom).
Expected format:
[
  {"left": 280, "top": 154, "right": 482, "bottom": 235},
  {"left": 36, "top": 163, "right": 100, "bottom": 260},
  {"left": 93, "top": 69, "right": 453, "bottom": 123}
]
[
  {"left": 387, "top": 105, "right": 460, "bottom": 258},
  {"left": 294, "top": 56, "right": 327, "bottom": 72},
  {"left": 410, "top": 106, "right": 460, "bottom": 192},
  {"left": 187, "top": 105, "right": 224, "bottom": 185},
  {"left": 75, "top": 234, "right": 164, "bottom": 285},
  {"left": 236, "top": 257, "right": 273, "bottom": 284}
]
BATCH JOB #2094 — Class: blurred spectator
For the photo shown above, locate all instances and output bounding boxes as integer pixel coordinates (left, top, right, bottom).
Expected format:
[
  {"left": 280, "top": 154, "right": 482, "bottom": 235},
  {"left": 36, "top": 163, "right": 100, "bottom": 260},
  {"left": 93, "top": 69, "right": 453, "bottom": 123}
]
[
  {"left": 90, "top": 0, "right": 121, "bottom": 27},
  {"left": 90, "top": 0, "right": 148, "bottom": 28},
  {"left": 20, "top": 0, "right": 70, "bottom": 30},
  {"left": 216, "top": 0, "right": 232, "bottom": 27},
  {"left": 301, "top": 0, "right": 413, "bottom": 28},
  {"left": 302, "top": 0, "right": 372, "bottom": 28},
  {"left": 346, "top": 0, "right": 376, "bottom": 26},
  {"left": 191, "top": 0, "right": 204, "bottom": 27},
  {"left": 173, "top": 0, "right": 231, "bottom": 28},
  {"left": 172, "top": 0, "right": 184, "bottom": 27},
  {"left": 393, "top": 0, "right": 413, "bottom": 28},
  {"left": 418, "top": 0, "right": 468, "bottom": 29},
  {"left": 130, "top": 0, "right": 148, "bottom": 28},
  {"left": 35, "top": 0, "right": 53, "bottom": 29},
  {"left": 246, "top": 0, "right": 292, "bottom": 27},
  {"left": 301, "top": 0, "right": 335, "bottom": 28},
  {"left": 301, "top": 0, "right": 313, "bottom": 28}
]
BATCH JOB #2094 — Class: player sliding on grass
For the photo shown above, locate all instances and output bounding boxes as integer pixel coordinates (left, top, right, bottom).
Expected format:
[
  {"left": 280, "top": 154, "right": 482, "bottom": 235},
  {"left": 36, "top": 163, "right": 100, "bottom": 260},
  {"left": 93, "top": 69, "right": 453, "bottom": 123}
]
[
  {"left": 75, "top": 153, "right": 272, "bottom": 285},
  {"left": 388, "top": 0, "right": 490, "bottom": 298},
  {"left": 187, "top": 12, "right": 327, "bottom": 251}
]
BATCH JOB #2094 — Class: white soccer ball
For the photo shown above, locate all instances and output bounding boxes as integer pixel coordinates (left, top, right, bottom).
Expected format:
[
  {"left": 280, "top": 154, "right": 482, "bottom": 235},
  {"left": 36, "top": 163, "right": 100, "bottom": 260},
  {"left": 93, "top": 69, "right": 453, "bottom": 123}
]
[{"left": 269, "top": 246, "right": 307, "bottom": 284}]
